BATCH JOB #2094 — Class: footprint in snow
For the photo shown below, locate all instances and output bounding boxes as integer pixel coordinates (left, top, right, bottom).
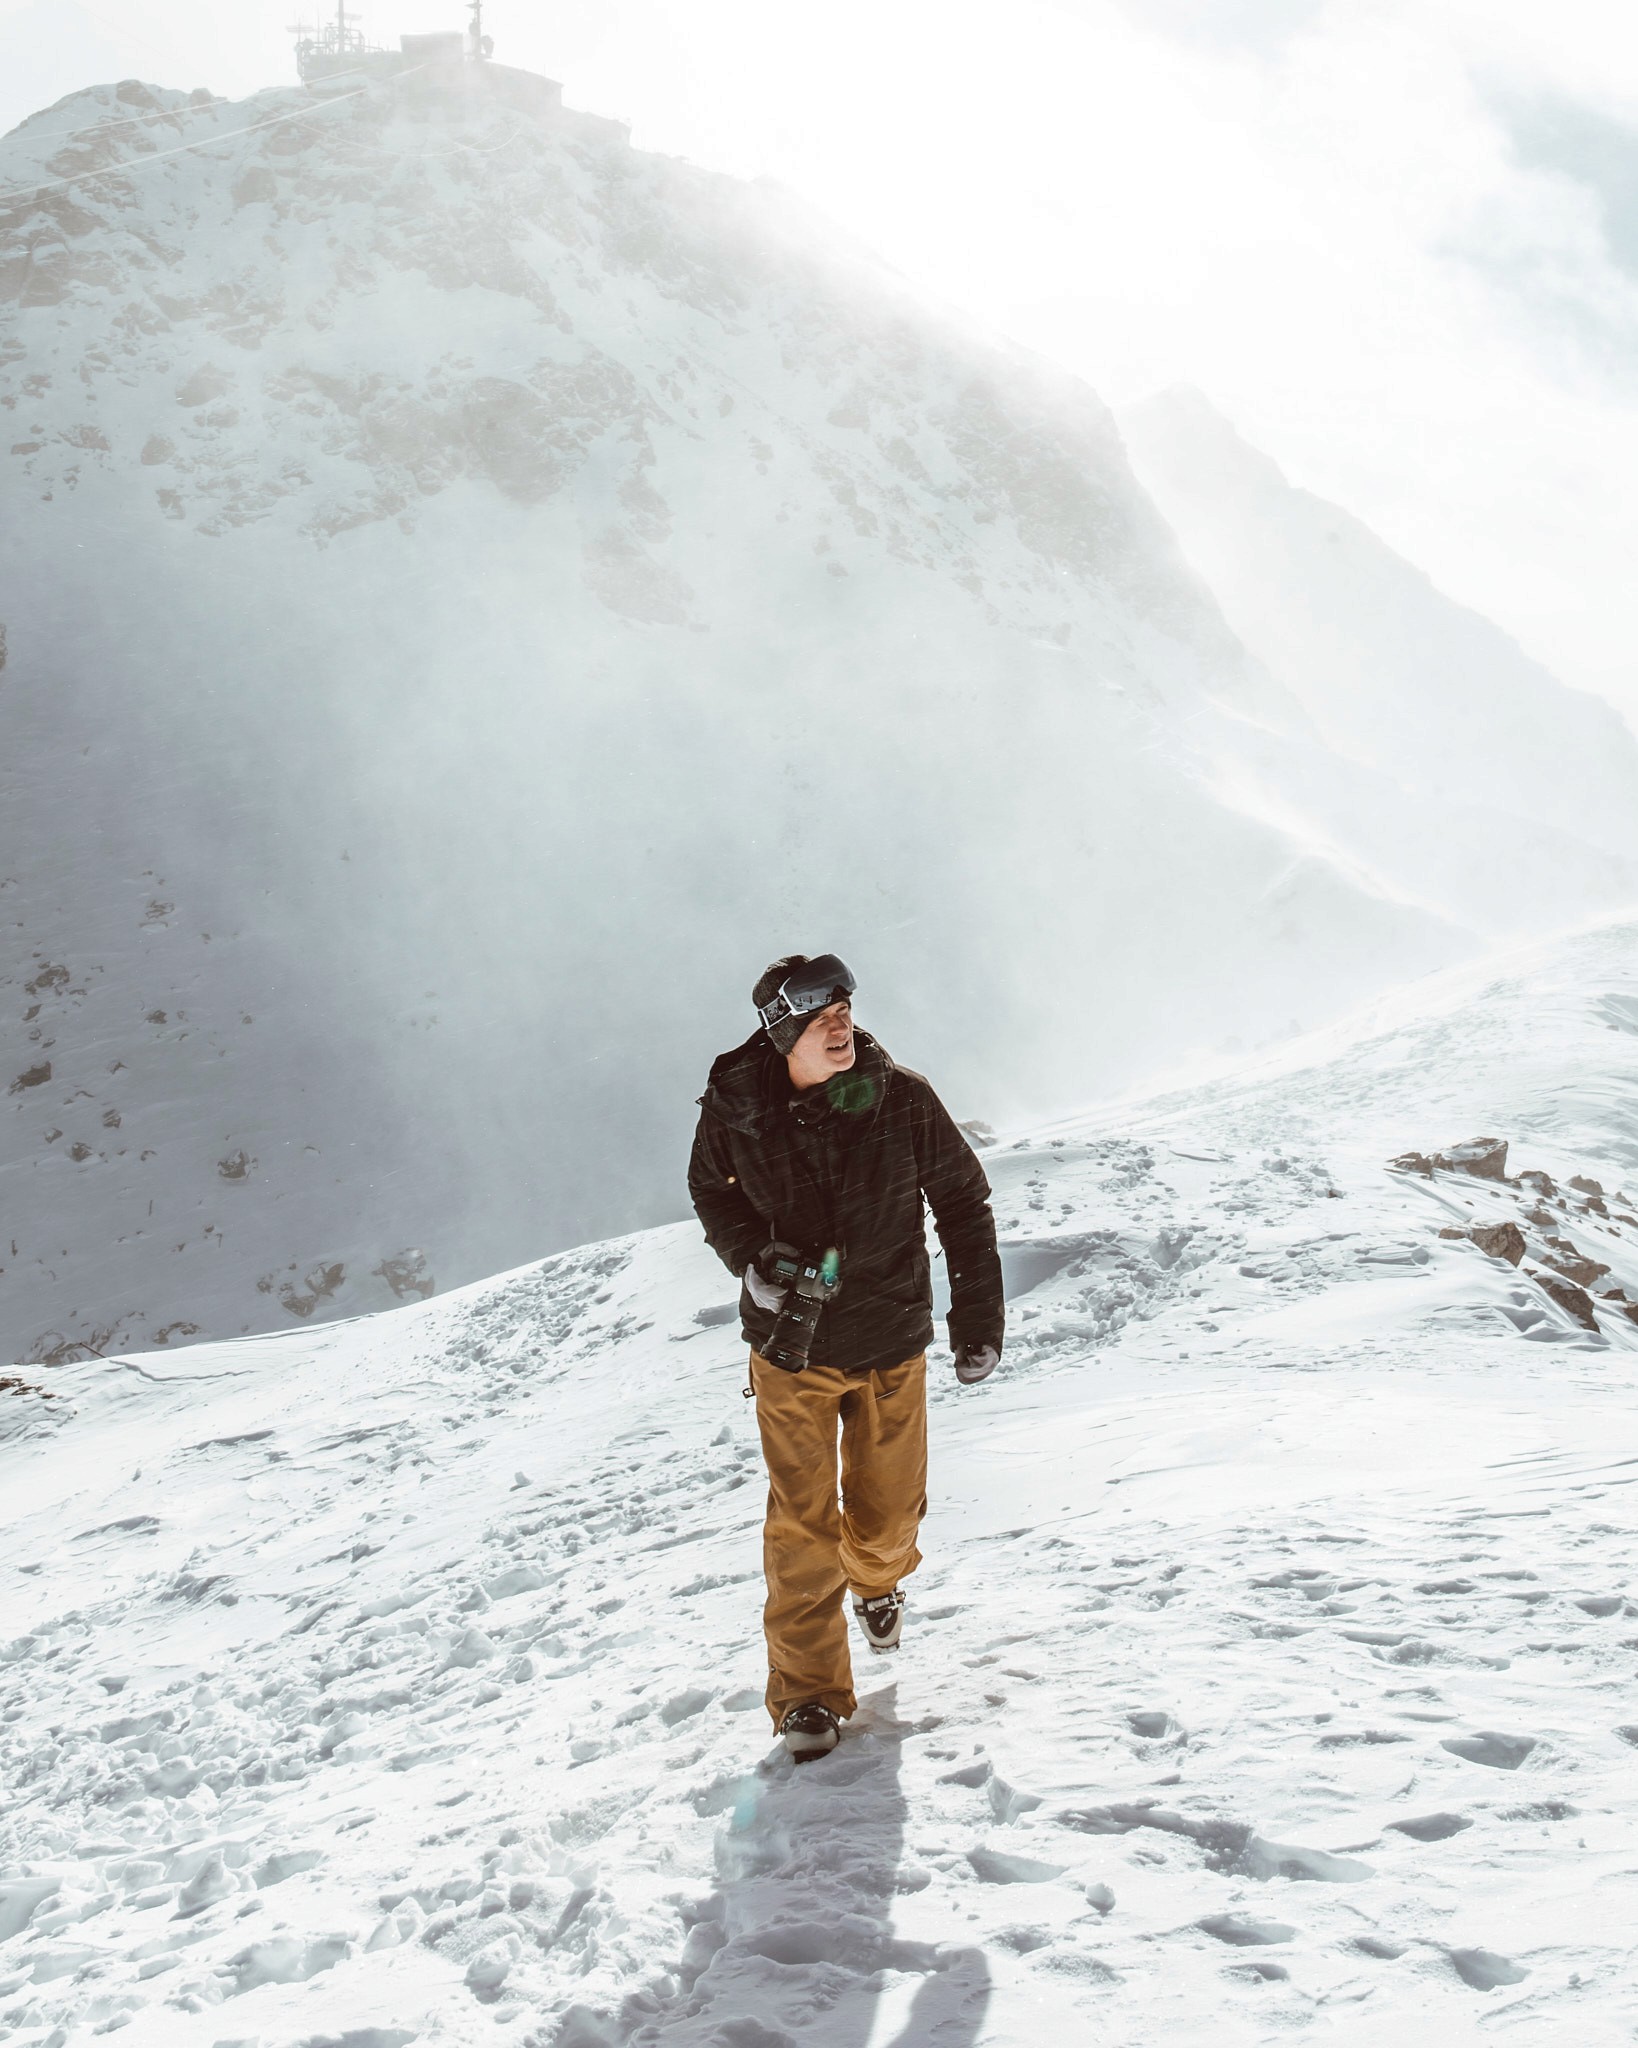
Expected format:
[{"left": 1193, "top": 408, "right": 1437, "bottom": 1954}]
[
  {"left": 996, "top": 1923, "right": 1055, "bottom": 1953},
  {"left": 1448, "top": 1946, "right": 1529, "bottom": 1991},
  {"left": 1386, "top": 1812, "right": 1473, "bottom": 1841},
  {"left": 1056, "top": 1802, "right": 1372, "bottom": 1883},
  {"left": 1497, "top": 1798, "right": 1577, "bottom": 1822},
  {"left": 967, "top": 1844, "right": 1067, "bottom": 1884},
  {"left": 1352, "top": 1934, "right": 1408, "bottom": 1959},
  {"left": 986, "top": 1772, "right": 1044, "bottom": 1824},
  {"left": 1440, "top": 1731, "right": 1538, "bottom": 1770},
  {"left": 226, "top": 1930, "right": 351, "bottom": 1992},
  {"left": 1198, "top": 1912, "right": 1296, "bottom": 1946}
]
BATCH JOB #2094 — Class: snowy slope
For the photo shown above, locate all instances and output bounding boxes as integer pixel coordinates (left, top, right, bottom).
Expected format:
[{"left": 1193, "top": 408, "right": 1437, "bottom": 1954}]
[
  {"left": 5, "top": 918, "right": 1638, "bottom": 2045},
  {"left": 1119, "top": 387, "right": 1638, "bottom": 928}
]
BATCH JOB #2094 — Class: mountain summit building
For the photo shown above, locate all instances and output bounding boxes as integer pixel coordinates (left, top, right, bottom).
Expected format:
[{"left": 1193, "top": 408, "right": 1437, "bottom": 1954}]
[
  {"left": 293, "top": 1, "right": 496, "bottom": 85},
  {"left": 288, "top": 3, "right": 626, "bottom": 136}
]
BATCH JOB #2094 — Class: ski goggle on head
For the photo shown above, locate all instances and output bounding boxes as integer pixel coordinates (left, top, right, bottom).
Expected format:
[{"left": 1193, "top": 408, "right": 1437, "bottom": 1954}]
[{"left": 757, "top": 954, "right": 857, "bottom": 1035}]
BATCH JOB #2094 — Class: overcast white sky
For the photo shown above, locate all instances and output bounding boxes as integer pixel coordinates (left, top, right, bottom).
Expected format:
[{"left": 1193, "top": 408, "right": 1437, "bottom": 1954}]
[{"left": 6, "top": 0, "right": 1638, "bottom": 717}]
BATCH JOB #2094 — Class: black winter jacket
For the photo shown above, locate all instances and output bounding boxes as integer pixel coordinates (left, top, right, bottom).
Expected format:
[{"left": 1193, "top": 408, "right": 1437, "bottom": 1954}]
[{"left": 688, "top": 1029, "right": 1004, "bottom": 1376}]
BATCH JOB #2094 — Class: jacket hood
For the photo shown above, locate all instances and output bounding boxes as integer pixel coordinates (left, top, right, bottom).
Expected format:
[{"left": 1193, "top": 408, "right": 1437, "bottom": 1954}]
[{"left": 699, "top": 1028, "right": 895, "bottom": 1138}]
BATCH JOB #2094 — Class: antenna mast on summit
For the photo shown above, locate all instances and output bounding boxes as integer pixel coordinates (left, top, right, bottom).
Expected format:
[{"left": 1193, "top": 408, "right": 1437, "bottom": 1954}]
[
  {"left": 326, "top": 0, "right": 363, "bottom": 53},
  {"left": 468, "top": 0, "right": 494, "bottom": 59},
  {"left": 289, "top": 2, "right": 386, "bottom": 81}
]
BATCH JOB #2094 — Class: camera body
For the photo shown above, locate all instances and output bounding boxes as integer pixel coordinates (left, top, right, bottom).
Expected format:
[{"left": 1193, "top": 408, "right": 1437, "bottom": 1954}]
[{"left": 764, "top": 1242, "right": 844, "bottom": 1373}]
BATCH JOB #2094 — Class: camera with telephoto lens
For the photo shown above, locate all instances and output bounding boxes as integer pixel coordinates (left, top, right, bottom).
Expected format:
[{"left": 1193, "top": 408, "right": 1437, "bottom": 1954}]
[{"left": 764, "top": 1242, "right": 844, "bottom": 1373}]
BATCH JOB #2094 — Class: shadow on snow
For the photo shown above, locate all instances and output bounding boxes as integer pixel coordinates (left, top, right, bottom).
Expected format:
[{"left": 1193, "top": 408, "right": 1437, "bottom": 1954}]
[{"left": 629, "top": 1681, "right": 991, "bottom": 2047}]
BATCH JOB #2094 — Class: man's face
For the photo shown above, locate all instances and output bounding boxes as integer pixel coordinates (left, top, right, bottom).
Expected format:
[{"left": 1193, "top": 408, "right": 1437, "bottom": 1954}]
[{"left": 787, "top": 999, "right": 856, "bottom": 1087}]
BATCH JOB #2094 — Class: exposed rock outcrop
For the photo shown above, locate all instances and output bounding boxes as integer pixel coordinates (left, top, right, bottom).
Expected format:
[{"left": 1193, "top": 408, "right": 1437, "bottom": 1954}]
[
  {"left": 1393, "top": 1135, "right": 1637, "bottom": 1338},
  {"left": 1533, "top": 1273, "right": 1599, "bottom": 1332},
  {"left": 1470, "top": 1221, "right": 1526, "bottom": 1266}
]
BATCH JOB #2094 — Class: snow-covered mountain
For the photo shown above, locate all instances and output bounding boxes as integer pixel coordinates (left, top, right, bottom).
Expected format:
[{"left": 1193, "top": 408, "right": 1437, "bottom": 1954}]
[
  {"left": 1120, "top": 386, "right": 1638, "bottom": 933},
  {"left": 3, "top": 66, "right": 1636, "bottom": 1365},
  {"left": 6, "top": 917, "right": 1638, "bottom": 2046}
]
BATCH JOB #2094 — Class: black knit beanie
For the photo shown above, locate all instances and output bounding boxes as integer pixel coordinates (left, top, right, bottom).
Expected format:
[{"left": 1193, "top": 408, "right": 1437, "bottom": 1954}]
[{"left": 754, "top": 954, "right": 829, "bottom": 1057}]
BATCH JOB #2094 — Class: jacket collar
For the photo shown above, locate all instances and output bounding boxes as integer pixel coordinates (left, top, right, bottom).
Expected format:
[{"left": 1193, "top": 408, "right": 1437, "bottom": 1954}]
[{"left": 700, "top": 1028, "right": 893, "bottom": 1138}]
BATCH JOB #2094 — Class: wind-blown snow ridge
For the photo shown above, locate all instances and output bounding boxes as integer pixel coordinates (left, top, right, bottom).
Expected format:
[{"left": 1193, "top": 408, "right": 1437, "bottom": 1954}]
[
  {"left": 1121, "top": 386, "right": 1638, "bottom": 933},
  {"left": 5, "top": 920, "right": 1638, "bottom": 2044}
]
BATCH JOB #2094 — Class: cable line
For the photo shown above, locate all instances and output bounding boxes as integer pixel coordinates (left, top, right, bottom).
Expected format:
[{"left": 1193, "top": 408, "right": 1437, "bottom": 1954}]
[{"left": 0, "top": 71, "right": 431, "bottom": 210}]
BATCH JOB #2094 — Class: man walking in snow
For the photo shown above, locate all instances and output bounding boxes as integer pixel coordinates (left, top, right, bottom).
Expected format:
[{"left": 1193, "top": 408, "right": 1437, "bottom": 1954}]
[{"left": 689, "top": 954, "right": 1004, "bottom": 1761}]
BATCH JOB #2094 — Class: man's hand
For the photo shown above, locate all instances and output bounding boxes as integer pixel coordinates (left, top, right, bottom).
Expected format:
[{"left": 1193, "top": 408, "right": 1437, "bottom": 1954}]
[
  {"left": 745, "top": 1244, "right": 791, "bottom": 1314},
  {"left": 952, "top": 1341, "right": 1000, "bottom": 1385}
]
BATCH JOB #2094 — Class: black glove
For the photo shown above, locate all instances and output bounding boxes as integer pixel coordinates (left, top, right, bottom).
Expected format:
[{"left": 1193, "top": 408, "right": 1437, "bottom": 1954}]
[{"left": 952, "top": 1340, "right": 1000, "bottom": 1385}]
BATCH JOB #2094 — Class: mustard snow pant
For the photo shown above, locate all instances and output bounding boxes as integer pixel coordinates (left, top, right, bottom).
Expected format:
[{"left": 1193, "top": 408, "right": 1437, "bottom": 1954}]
[{"left": 750, "top": 1349, "right": 928, "bottom": 1727}]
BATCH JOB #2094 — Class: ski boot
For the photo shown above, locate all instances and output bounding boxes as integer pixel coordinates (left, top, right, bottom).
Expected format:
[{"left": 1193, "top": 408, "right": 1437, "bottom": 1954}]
[
  {"left": 779, "top": 1702, "right": 841, "bottom": 1763},
  {"left": 852, "top": 1588, "right": 905, "bottom": 1654}
]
